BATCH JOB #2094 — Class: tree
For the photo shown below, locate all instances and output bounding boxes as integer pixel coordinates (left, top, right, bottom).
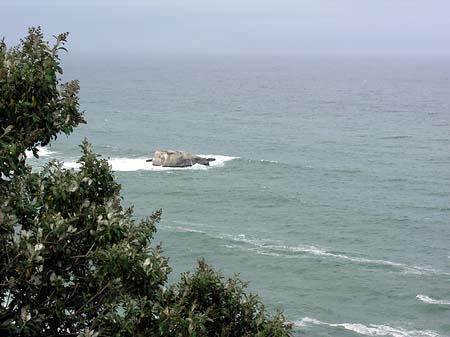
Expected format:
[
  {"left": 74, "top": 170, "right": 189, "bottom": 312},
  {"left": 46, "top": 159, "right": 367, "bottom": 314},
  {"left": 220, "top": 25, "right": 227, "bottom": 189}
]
[
  {"left": 149, "top": 260, "right": 291, "bottom": 337},
  {"left": 0, "top": 27, "right": 292, "bottom": 337},
  {"left": 0, "top": 27, "right": 84, "bottom": 182}
]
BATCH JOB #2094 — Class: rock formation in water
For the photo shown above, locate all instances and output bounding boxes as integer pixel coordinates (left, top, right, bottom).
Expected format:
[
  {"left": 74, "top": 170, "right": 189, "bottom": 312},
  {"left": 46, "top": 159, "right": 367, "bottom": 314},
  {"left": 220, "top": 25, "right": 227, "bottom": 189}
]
[{"left": 148, "top": 150, "right": 215, "bottom": 167}]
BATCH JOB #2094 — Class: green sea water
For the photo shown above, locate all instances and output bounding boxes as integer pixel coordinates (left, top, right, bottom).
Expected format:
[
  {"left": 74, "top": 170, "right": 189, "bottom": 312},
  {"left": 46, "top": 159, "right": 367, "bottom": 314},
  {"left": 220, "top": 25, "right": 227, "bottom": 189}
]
[{"left": 30, "top": 54, "right": 450, "bottom": 336}]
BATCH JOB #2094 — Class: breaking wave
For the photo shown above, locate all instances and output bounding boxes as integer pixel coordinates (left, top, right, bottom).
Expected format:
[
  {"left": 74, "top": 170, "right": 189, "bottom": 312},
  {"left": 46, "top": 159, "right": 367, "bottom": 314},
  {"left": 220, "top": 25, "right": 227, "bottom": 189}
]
[
  {"left": 25, "top": 146, "right": 56, "bottom": 158},
  {"left": 63, "top": 155, "right": 237, "bottom": 171},
  {"left": 294, "top": 317, "right": 440, "bottom": 337},
  {"left": 226, "top": 236, "right": 447, "bottom": 276},
  {"left": 163, "top": 224, "right": 449, "bottom": 277},
  {"left": 416, "top": 295, "right": 450, "bottom": 305},
  {"left": 259, "top": 159, "right": 280, "bottom": 164}
]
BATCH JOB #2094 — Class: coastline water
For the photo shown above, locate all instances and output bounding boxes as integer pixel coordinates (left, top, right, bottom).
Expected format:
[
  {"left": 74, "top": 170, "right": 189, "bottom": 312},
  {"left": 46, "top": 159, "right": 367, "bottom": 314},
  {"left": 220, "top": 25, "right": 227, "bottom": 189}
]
[{"left": 28, "top": 54, "right": 450, "bottom": 336}]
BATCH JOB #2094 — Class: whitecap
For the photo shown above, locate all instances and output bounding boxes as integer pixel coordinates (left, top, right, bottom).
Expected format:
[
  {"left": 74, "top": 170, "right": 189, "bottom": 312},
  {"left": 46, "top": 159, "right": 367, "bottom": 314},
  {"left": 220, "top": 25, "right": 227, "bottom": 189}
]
[
  {"left": 63, "top": 161, "right": 82, "bottom": 169},
  {"left": 154, "top": 226, "right": 448, "bottom": 277},
  {"left": 198, "top": 154, "right": 238, "bottom": 168},
  {"left": 171, "top": 220, "right": 215, "bottom": 229},
  {"left": 25, "top": 146, "right": 56, "bottom": 158},
  {"left": 295, "top": 317, "right": 440, "bottom": 337},
  {"left": 416, "top": 295, "right": 450, "bottom": 305},
  {"left": 219, "top": 243, "right": 282, "bottom": 257},
  {"left": 224, "top": 235, "right": 448, "bottom": 276},
  {"left": 63, "top": 155, "right": 237, "bottom": 172},
  {"left": 163, "top": 225, "right": 207, "bottom": 235},
  {"left": 259, "top": 159, "right": 280, "bottom": 164},
  {"left": 221, "top": 244, "right": 238, "bottom": 249}
]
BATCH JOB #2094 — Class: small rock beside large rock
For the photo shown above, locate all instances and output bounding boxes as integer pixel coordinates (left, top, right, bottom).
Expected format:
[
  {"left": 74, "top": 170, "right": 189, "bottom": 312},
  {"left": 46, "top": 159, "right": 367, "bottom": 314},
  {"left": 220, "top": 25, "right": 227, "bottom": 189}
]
[{"left": 148, "top": 150, "right": 215, "bottom": 167}]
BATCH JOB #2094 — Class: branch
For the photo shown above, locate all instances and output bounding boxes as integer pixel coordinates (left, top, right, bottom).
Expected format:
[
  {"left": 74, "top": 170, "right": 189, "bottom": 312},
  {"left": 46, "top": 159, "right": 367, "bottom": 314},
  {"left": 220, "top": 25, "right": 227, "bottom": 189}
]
[{"left": 73, "top": 283, "right": 109, "bottom": 316}]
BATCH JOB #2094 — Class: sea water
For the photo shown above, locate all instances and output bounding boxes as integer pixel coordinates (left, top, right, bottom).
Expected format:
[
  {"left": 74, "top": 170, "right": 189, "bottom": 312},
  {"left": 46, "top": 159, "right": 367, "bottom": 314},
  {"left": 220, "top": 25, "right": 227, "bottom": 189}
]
[{"left": 28, "top": 54, "right": 450, "bottom": 337}]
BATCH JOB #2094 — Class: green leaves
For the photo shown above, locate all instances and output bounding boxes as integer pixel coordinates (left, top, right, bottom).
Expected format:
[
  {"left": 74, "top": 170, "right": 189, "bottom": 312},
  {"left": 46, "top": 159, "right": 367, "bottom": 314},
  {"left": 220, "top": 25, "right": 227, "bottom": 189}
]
[
  {"left": 144, "top": 260, "right": 292, "bottom": 337},
  {"left": 0, "top": 26, "right": 85, "bottom": 181},
  {"left": 1, "top": 141, "right": 169, "bottom": 336}
]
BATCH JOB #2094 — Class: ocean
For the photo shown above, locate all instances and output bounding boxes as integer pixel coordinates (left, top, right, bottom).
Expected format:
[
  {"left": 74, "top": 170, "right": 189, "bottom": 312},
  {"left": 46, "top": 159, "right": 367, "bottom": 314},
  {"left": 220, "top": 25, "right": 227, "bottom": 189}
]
[{"left": 28, "top": 54, "right": 450, "bottom": 337}]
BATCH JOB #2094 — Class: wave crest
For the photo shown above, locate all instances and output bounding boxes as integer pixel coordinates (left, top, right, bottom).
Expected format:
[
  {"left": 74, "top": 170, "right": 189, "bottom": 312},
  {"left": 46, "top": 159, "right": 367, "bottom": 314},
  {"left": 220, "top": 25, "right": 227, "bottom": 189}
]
[
  {"left": 416, "top": 295, "right": 450, "bottom": 305},
  {"left": 295, "top": 317, "right": 439, "bottom": 337},
  {"left": 25, "top": 146, "right": 56, "bottom": 158},
  {"left": 225, "top": 235, "right": 447, "bottom": 276},
  {"left": 162, "top": 224, "right": 448, "bottom": 277}
]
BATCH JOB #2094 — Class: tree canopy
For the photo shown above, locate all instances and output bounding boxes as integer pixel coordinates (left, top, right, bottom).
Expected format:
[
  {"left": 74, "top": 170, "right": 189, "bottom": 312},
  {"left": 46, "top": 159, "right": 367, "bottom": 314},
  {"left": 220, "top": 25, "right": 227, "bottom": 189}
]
[{"left": 0, "top": 27, "right": 292, "bottom": 337}]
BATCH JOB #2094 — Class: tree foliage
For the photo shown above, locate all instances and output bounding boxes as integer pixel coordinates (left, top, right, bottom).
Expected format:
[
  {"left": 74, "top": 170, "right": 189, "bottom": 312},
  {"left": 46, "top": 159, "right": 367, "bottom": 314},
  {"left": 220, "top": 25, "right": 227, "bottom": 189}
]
[
  {"left": 0, "top": 28, "right": 292, "bottom": 337},
  {"left": 0, "top": 27, "right": 84, "bottom": 180}
]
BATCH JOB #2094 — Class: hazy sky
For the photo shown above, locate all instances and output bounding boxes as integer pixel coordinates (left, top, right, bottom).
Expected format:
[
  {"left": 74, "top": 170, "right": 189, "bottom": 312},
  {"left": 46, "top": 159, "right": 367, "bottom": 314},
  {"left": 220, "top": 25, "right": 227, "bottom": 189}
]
[{"left": 1, "top": 0, "right": 450, "bottom": 56}]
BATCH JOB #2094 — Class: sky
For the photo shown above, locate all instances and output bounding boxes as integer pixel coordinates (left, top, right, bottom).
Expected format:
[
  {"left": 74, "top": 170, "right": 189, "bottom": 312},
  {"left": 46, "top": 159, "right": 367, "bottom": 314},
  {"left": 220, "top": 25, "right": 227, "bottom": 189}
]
[{"left": 1, "top": 0, "right": 450, "bottom": 56}]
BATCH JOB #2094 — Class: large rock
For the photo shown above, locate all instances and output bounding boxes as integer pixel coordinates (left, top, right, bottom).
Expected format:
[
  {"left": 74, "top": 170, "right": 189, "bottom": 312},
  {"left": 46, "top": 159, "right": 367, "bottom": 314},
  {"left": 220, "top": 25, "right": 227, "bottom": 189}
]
[{"left": 149, "top": 150, "right": 215, "bottom": 167}]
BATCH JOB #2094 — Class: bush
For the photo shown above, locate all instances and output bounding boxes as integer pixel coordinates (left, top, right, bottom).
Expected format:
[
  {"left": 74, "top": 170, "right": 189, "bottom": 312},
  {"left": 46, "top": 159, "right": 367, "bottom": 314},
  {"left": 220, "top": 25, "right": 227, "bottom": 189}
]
[
  {"left": 0, "top": 27, "right": 84, "bottom": 180},
  {"left": 150, "top": 260, "right": 291, "bottom": 337},
  {"left": 0, "top": 27, "right": 292, "bottom": 337}
]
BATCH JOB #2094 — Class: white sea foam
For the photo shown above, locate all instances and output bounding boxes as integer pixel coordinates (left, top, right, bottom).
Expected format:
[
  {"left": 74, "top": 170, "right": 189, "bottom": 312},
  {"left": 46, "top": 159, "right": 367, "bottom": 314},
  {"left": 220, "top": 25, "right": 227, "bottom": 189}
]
[
  {"left": 199, "top": 155, "right": 238, "bottom": 168},
  {"left": 63, "top": 155, "right": 237, "bottom": 171},
  {"left": 222, "top": 242, "right": 283, "bottom": 257},
  {"left": 416, "top": 295, "right": 450, "bottom": 305},
  {"left": 159, "top": 224, "right": 448, "bottom": 277},
  {"left": 63, "top": 161, "right": 82, "bottom": 169},
  {"left": 164, "top": 226, "right": 446, "bottom": 276},
  {"left": 221, "top": 244, "right": 238, "bottom": 249},
  {"left": 25, "top": 146, "right": 56, "bottom": 158},
  {"left": 227, "top": 235, "right": 447, "bottom": 276},
  {"left": 259, "top": 159, "right": 279, "bottom": 164},
  {"left": 295, "top": 317, "right": 440, "bottom": 337},
  {"left": 164, "top": 225, "right": 207, "bottom": 235}
]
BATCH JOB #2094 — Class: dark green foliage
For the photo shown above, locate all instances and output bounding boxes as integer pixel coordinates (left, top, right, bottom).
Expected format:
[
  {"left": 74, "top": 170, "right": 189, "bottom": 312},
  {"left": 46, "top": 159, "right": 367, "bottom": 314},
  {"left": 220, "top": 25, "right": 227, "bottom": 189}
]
[
  {"left": 0, "top": 27, "right": 84, "bottom": 180},
  {"left": 0, "top": 28, "right": 292, "bottom": 337},
  {"left": 1, "top": 141, "right": 169, "bottom": 336},
  {"left": 149, "top": 260, "right": 292, "bottom": 337}
]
